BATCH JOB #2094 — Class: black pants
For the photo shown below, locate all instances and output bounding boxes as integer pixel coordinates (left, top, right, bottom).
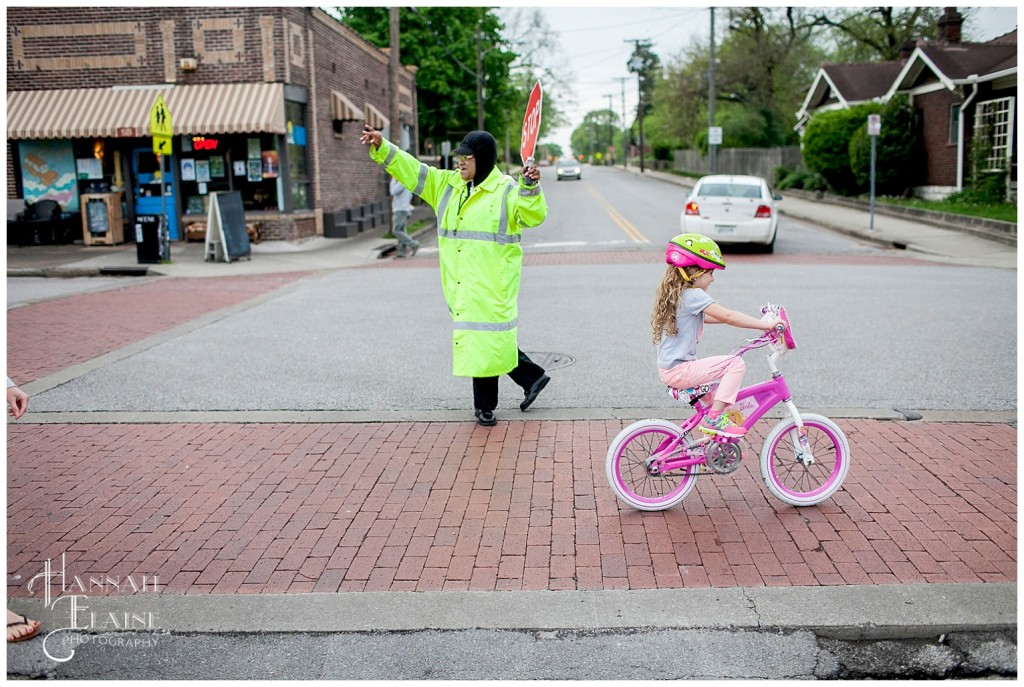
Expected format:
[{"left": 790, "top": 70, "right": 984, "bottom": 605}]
[{"left": 472, "top": 349, "right": 546, "bottom": 412}]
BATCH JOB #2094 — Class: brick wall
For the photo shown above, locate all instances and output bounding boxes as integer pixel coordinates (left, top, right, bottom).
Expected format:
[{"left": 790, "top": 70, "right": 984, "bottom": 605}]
[
  {"left": 914, "top": 88, "right": 960, "bottom": 187},
  {"left": 308, "top": 12, "right": 417, "bottom": 215}
]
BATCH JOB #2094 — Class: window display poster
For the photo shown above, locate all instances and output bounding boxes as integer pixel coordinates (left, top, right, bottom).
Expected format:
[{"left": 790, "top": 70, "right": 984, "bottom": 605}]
[
  {"left": 76, "top": 157, "right": 103, "bottom": 180},
  {"left": 19, "top": 139, "right": 79, "bottom": 212},
  {"left": 233, "top": 160, "right": 246, "bottom": 176},
  {"left": 262, "top": 150, "right": 279, "bottom": 179},
  {"left": 181, "top": 158, "right": 196, "bottom": 181},
  {"left": 195, "top": 160, "right": 211, "bottom": 183},
  {"left": 209, "top": 156, "right": 225, "bottom": 178},
  {"left": 247, "top": 138, "right": 261, "bottom": 159},
  {"left": 247, "top": 159, "right": 262, "bottom": 182}
]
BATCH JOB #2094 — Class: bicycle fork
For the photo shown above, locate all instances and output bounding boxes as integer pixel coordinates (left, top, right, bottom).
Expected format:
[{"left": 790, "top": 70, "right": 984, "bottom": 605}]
[{"left": 782, "top": 399, "right": 814, "bottom": 466}]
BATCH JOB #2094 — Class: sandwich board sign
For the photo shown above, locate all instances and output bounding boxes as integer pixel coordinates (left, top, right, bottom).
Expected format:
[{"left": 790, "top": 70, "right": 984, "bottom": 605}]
[{"left": 204, "top": 191, "right": 251, "bottom": 263}]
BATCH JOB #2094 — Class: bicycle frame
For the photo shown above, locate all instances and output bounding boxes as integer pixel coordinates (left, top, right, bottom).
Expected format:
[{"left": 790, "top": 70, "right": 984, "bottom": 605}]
[{"left": 646, "top": 335, "right": 814, "bottom": 475}]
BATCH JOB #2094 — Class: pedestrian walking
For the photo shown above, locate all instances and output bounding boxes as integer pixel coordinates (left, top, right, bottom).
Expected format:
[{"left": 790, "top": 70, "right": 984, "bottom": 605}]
[
  {"left": 360, "top": 125, "right": 551, "bottom": 425},
  {"left": 390, "top": 173, "right": 419, "bottom": 258},
  {"left": 653, "top": 234, "right": 783, "bottom": 438}
]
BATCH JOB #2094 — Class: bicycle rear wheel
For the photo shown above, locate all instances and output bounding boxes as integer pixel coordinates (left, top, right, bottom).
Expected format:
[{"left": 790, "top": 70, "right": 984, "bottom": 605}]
[
  {"left": 606, "top": 419, "right": 698, "bottom": 511},
  {"left": 759, "top": 413, "right": 850, "bottom": 506}
]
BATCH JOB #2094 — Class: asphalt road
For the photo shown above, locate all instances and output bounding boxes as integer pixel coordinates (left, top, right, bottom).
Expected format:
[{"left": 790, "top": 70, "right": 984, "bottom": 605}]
[{"left": 21, "top": 249, "right": 1016, "bottom": 415}]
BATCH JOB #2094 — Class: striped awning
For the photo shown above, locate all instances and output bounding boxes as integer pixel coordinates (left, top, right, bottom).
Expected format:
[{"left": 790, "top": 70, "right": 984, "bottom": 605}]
[
  {"left": 364, "top": 102, "right": 389, "bottom": 131},
  {"left": 7, "top": 83, "right": 286, "bottom": 140},
  {"left": 331, "top": 90, "right": 359, "bottom": 121}
]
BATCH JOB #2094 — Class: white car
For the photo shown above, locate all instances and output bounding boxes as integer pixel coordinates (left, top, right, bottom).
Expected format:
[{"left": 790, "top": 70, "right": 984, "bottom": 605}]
[{"left": 679, "top": 174, "right": 781, "bottom": 252}]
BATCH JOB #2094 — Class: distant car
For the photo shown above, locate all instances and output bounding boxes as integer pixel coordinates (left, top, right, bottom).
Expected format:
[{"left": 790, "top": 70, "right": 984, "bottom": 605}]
[
  {"left": 679, "top": 174, "right": 781, "bottom": 252},
  {"left": 555, "top": 158, "right": 582, "bottom": 181}
]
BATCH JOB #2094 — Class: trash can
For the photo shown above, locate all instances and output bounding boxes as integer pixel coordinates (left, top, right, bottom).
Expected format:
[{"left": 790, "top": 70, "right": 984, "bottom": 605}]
[{"left": 135, "top": 214, "right": 169, "bottom": 264}]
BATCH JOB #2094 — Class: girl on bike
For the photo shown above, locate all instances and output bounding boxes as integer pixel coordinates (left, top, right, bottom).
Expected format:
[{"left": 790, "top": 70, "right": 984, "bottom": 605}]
[{"left": 652, "top": 233, "right": 782, "bottom": 438}]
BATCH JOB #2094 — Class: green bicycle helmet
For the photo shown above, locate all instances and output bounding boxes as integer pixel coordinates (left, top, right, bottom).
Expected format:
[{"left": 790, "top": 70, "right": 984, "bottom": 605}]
[{"left": 665, "top": 233, "right": 726, "bottom": 270}]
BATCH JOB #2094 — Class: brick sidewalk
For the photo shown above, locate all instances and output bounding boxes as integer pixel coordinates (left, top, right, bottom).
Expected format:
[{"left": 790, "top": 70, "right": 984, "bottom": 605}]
[
  {"left": 6, "top": 418, "right": 1015, "bottom": 596},
  {"left": 6, "top": 273, "right": 312, "bottom": 384}
]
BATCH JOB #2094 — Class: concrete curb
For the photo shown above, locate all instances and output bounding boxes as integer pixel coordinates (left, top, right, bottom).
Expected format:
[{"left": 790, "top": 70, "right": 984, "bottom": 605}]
[
  {"left": 7, "top": 583, "right": 1015, "bottom": 640},
  {"left": 10, "top": 408, "right": 1016, "bottom": 425}
]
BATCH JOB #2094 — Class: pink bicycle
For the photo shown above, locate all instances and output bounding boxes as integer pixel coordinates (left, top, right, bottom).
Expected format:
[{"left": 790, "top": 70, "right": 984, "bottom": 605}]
[{"left": 606, "top": 304, "right": 850, "bottom": 510}]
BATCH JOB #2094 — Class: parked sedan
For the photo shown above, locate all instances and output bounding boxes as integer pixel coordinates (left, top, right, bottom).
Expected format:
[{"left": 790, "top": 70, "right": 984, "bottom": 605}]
[
  {"left": 555, "top": 158, "right": 582, "bottom": 181},
  {"left": 679, "top": 174, "right": 781, "bottom": 252}
]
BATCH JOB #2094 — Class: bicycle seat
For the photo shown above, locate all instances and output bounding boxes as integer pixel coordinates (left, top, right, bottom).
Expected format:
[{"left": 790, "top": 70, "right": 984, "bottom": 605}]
[{"left": 668, "top": 382, "right": 719, "bottom": 405}]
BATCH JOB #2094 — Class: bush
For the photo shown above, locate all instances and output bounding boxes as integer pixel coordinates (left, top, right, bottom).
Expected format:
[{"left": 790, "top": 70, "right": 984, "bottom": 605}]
[
  {"left": 802, "top": 103, "right": 881, "bottom": 195},
  {"left": 848, "top": 94, "right": 919, "bottom": 197}
]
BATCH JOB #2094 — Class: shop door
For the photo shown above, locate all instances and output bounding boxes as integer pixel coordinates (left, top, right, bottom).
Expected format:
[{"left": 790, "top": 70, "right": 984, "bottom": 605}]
[{"left": 132, "top": 148, "right": 179, "bottom": 240}]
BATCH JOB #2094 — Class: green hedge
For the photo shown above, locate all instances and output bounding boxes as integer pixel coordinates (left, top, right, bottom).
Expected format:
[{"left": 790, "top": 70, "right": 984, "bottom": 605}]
[{"left": 802, "top": 103, "right": 881, "bottom": 195}]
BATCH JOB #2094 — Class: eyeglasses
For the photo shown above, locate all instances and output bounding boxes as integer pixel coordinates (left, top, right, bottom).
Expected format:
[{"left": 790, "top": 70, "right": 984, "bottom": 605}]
[{"left": 455, "top": 154, "right": 474, "bottom": 163}]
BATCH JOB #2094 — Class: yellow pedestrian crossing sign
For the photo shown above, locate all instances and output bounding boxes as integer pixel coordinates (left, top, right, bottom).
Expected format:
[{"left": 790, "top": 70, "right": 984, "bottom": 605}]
[
  {"left": 150, "top": 95, "right": 173, "bottom": 137},
  {"left": 150, "top": 95, "right": 173, "bottom": 154}
]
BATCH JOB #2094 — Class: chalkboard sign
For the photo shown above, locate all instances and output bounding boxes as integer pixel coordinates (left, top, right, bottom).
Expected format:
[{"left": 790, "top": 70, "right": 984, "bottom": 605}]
[
  {"left": 216, "top": 191, "right": 250, "bottom": 260},
  {"left": 204, "top": 191, "right": 251, "bottom": 262}
]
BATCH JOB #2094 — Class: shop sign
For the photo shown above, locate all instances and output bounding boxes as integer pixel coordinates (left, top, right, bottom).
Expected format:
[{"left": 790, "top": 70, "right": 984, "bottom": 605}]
[
  {"left": 117, "top": 127, "right": 138, "bottom": 137},
  {"left": 192, "top": 136, "right": 219, "bottom": 151}
]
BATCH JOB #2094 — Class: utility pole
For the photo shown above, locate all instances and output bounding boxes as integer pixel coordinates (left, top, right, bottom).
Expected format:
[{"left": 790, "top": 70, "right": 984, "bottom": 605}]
[
  {"left": 389, "top": 7, "right": 401, "bottom": 147},
  {"left": 626, "top": 39, "right": 650, "bottom": 174},
  {"left": 708, "top": 8, "right": 717, "bottom": 174},
  {"left": 603, "top": 93, "right": 614, "bottom": 164},
  {"left": 475, "top": 21, "right": 484, "bottom": 130},
  {"left": 616, "top": 77, "right": 628, "bottom": 168}
]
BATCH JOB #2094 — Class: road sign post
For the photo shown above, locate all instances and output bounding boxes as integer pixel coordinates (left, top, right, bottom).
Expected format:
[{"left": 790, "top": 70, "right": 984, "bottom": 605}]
[
  {"left": 150, "top": 96, "right": 173, "bottom": 262},
  {"left": 867, "top": 114, "right": 881, "bottom": 230}
]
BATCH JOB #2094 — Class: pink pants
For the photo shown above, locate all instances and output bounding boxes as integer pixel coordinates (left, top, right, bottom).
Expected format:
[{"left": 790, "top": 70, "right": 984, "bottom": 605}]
[{"left": 659, "top": 355, "right": 746, "bottom": 406}]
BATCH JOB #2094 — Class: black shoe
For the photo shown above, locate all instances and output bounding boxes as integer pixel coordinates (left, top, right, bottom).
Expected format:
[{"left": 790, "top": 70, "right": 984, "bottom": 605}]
[
  {"left": 520, "top": 374, "right": 550, "bottom": 411},
  {"left": 474, "top": 409, "right": 497, "bottom": 426}
]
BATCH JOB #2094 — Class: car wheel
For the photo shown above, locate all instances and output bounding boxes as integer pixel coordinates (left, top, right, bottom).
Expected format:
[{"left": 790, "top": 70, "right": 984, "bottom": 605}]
[{"left": 756, "top": 230, "right": 776, "bottom": 254}]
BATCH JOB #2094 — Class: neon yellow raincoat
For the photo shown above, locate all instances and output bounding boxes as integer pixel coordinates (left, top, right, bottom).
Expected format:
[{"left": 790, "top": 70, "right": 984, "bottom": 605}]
[{"left": 370, "top": 139, "right": 547, "bottom": 377}]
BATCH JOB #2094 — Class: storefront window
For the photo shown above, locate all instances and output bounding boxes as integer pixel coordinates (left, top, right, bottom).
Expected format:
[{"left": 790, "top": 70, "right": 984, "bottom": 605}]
[
  {"left": 177, "top": 133, "right": 280, "bottom": 215},
  {"left": 286, "top": 100, "right": 310, "bottom": 210}
]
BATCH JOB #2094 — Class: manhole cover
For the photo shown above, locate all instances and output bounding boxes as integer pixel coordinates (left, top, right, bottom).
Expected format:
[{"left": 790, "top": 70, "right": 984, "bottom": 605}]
[{"left": 525, "top": 352, "right": 575, "bottom": 370}]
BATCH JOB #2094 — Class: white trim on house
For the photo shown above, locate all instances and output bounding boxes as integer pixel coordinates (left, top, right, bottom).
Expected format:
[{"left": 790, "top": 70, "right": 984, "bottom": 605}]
[{"left": 884, "top": 47, "right": 957, "bottom": 100}]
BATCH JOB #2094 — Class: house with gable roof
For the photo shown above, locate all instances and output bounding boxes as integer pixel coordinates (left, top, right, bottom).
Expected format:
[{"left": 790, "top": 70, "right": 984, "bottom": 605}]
[{"left": 795, "top": 8, "right": 1016, "bottom": 201}]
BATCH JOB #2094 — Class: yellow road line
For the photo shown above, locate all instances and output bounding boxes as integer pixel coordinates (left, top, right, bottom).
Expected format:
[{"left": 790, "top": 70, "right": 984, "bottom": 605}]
[{"left": 586, "top": 184, "right": 648, "bottom": 242}]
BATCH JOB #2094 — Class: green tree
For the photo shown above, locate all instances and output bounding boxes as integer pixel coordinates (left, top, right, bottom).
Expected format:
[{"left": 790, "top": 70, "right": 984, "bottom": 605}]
[
  {"left": 650, "top": 8, "right": 824, "bottom": 153},
  {"left": 807, "top": 7, "right": 947, "bottom": 61},
  {"left": 569, "top": 109, "right": 618, "bottom": 162},
  {"left": 493, "top": 8, "right": 572, "bottom": 161},
  {"left": 803, "top": 102, "right": 881, "bottom": 194},
  {"left": 337, "top": 7, "right": 519, "bottom": 147}
]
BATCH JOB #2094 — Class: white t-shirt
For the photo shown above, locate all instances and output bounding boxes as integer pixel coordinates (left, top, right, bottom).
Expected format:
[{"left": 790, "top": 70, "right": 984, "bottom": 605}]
[{"left": 657, "top": 287, "right": 715, "bottom": 369}]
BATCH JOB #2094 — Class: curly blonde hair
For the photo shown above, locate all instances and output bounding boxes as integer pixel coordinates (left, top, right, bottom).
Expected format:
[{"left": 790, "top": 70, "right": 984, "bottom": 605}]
[{"left": 651, "top": 265, "right": 708, "bottom": 344}]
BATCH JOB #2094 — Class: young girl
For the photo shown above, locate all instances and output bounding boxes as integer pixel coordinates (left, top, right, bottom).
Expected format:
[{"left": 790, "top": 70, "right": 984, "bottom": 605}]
[{"left": 653, "top": 233, "right": 782, "bottom": 438}]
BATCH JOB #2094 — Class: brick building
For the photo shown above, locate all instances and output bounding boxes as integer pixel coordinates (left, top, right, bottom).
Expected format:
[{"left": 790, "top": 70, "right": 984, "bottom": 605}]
[{"left": 6, "top": 7, "right": 418, "bottom": 242}]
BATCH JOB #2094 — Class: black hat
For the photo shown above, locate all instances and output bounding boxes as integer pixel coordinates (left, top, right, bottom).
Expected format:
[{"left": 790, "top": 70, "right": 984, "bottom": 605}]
[
  {"left": 453, "top": 130, "right": 497, "bottom": 186},
  {"left": 453, "top": 130, "right": 496, "bottom": 157}
]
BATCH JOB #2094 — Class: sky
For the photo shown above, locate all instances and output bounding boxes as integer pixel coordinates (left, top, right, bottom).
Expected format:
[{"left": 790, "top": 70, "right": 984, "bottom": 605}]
[{"left": 519, "top": 5, "right": 1019, "bottom": 152}]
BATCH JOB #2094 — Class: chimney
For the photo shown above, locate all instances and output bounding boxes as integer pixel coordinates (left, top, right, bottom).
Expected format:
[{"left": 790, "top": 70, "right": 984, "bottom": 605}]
[{"left": 937, "top": 7, "right": 963, "bottom": 44}]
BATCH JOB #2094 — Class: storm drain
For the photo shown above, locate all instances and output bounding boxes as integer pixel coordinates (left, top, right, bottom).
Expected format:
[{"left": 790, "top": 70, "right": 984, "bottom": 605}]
[{"left": 525, "top": 352, "right": 575, "bottom": 370}]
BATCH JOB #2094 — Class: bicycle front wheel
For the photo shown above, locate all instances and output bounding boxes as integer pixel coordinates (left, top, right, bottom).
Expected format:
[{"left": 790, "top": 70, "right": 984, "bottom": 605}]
[
  {"left": 606, "top": 419, "right": 698, "bottom": 511},
  {"left": 759, "top": 413, "right": 850, "bottom": 506}
]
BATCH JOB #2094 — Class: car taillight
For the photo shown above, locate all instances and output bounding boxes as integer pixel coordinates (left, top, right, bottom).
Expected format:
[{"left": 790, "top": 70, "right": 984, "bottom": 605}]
[
  {"left": 685, "top": 201, "right": 700, "bottom": 216},
  {"left": 755, "top": 204, "right": 772, "bottom": 218}
]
